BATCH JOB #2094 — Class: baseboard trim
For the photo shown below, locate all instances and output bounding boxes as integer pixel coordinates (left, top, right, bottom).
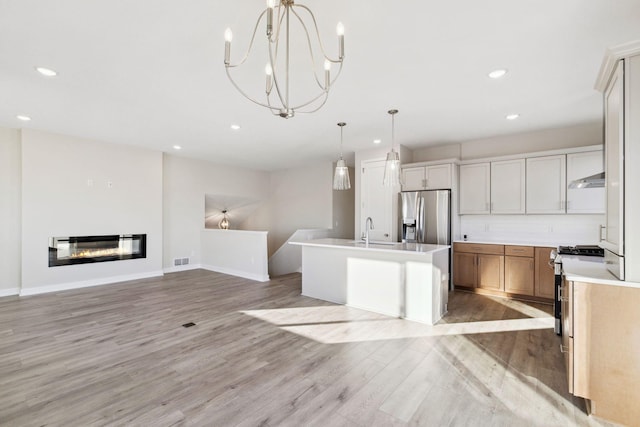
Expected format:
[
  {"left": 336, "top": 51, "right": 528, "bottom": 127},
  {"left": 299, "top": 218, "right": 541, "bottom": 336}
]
[
  {"left": 0, "top": 288, "right": 20, "bottom": 297},
  {"left": 163, "top": 264, "right": 203, "bottom": 274},
  {"left": 201, "top": 264, "right": 270, "bottom": 282},
  {"left": 19, "top": 270, "right": 165, "bottom": 296}
]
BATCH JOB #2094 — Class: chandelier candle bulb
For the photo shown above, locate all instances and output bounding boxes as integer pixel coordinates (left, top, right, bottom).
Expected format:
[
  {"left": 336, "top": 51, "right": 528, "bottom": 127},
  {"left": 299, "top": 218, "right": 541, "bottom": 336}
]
[
  {"left": 265, "top": 63, "right": 273, "bottom": 93},
  {"left": 224, "top": 28, "right": 232, "bottom": 64},
  {"left": 324, "top": 60, "right": 331, "bottom": 89},
  {"left": 266, "top": 0, "right": 274, "bottom": 36},
  {"left": 337, "top": 22, "right": 345, "bottom": 59}
]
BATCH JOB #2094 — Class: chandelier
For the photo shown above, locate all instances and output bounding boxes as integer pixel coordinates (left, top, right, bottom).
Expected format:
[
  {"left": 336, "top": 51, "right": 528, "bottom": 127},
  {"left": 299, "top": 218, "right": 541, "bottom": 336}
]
[{"left": 224, "top": 0, "right": 345, "bottom": 118}]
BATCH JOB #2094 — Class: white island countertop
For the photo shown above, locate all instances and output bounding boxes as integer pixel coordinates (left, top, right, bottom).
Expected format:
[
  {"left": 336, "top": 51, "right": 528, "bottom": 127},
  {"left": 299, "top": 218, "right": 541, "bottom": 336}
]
[
  {"left": 290, "top": 238, "right": 450, "bottom": 255},
  {"left": 561, "top": 255, "right": 640, "bottom": 289}
]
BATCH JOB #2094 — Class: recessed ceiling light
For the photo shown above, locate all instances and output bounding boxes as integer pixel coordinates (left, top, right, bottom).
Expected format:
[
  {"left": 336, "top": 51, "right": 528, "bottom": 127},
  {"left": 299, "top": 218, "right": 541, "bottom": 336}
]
[
  {"left": 506, "top": 113, "right": 520, "bottom": 120},
  {"left": 16, "top": 115, "right": 32, "bottom": 121},
  {"left": 35, "top": 66, "right": 57, "bottom": 77},
  {"left": 373, "top": 139, "right": 382, "bottom": 144},
  {"left": 230, "top": 124, "right": 241, "bottom": 130},
  {"left": 488, "top": 69, "right": 508, "bottom": 79},
  {"left": 173, "top": 145, "right": 182, "bottom": 150}
]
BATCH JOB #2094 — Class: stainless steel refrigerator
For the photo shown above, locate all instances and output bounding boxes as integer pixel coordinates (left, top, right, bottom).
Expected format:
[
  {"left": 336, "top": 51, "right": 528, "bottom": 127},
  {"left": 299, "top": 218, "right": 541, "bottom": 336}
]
[{"left": 399, "top": 190, "right": 451, "bottom": 245}]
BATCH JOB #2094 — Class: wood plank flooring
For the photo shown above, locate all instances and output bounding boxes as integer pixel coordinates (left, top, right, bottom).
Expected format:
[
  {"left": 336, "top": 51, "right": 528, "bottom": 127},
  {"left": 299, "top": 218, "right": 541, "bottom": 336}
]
[{"left": 0, "top": 270, "right": 617, "bottom": 426}]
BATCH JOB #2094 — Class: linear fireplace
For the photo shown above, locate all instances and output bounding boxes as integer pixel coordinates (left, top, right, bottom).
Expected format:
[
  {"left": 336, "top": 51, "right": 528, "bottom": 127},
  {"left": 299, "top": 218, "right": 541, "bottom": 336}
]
[{"left": 48, "top": 234, "right": 147, "bottom": 267}]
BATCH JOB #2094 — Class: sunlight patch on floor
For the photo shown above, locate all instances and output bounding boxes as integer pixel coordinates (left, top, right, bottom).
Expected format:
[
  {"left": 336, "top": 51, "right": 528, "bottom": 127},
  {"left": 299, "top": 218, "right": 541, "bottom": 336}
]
[
  {"left": 240, "top": 306, "right": 554, "bottom": 344},
  {"left": 488, "top": 295, "right": 552, "bottom": 318}
]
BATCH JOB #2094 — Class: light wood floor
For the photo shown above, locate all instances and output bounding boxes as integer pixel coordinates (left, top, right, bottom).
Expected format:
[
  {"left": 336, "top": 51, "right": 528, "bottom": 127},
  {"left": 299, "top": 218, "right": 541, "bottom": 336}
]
[{"left": 0, "top": 270, "right": 615, "bottom": 426}]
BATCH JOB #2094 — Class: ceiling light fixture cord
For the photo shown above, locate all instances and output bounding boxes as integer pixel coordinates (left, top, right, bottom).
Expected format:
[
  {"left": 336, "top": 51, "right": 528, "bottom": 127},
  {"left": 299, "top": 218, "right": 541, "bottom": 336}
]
[{"left": 224, "top": 0, "right": 345, "bottom": 119}]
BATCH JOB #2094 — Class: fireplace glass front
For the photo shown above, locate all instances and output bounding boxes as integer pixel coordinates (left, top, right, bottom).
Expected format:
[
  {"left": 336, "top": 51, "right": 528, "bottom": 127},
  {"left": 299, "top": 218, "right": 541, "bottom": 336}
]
[{"left": 48, "top": 234, "right": 147, "bottom": 267}]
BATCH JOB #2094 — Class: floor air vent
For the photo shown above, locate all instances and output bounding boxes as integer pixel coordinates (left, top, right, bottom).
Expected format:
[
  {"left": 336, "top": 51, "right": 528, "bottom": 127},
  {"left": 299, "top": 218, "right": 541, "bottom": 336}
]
[
  {"left": 182, "top": 322, "right": 196, "bottom": 328},
  {"left": 174, "top": 257, "right": 190, "bottom": 266}
]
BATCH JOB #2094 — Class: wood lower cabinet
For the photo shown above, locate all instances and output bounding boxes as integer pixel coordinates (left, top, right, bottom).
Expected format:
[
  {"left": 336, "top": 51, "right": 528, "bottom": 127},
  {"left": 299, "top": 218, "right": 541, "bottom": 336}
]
[
  {"left": 453, "top": 242, "right": 553, "bottom": 302},
  {"left": 453, "top": 252, "right": 477, "bottom": 288},
  {"left": 534, "top": 247, "right": 555, "bottom": 298},
  {"left": 505, "top": 255, "right": 534, "bottom": 295},
  {"left": 562, "top": 280, "right": 640, "bottom": 426},
  {"left": 477, "top": 254, "right": 504, "bottom": 290},
  {"left": 453, "top": 243, "right": 504, "bottom": 291}
]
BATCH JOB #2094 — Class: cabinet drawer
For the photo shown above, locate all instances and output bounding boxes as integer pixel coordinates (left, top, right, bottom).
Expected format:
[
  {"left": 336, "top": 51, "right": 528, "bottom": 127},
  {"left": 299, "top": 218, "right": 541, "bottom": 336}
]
[
  {"left": 505, "top": 245, "right": 534, "bottom": 257},
  {"left": 454, "top": 242, "right": 504, "bottom": 255}
]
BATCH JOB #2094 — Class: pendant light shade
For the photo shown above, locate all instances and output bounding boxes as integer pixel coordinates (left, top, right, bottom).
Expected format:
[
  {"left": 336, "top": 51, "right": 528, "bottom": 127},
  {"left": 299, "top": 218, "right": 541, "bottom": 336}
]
[
  {"left": 333, "top": 122, "right": 351, "bottom": 190},
  {"left": 383, "top": 109, "right": 402, "bottom": 187}
]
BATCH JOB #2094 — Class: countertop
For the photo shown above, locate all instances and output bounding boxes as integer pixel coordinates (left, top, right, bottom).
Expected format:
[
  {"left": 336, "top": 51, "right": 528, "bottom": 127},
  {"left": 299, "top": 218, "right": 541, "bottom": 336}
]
[
  {"left": 453, "top": 239, "right": 558, "bottom": 248},
  {"left": 560, "top": 255, "right": 640, "bottom": 289},
  {"left": 290, "top": 238, "right": 450, "bottom": 255}
]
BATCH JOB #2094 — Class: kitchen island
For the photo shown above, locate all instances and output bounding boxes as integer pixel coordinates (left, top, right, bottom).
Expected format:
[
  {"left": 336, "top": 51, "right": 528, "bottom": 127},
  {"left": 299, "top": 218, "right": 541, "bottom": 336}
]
[{"left": 290, "top": 238, "right": 450, "bottom": 325}]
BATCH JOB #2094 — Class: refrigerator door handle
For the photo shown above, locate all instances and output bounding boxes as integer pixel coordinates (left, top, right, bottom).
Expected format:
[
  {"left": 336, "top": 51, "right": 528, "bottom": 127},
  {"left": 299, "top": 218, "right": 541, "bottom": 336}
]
[{"left": 418, "top": 195, "right": 425, "bottom": 243}]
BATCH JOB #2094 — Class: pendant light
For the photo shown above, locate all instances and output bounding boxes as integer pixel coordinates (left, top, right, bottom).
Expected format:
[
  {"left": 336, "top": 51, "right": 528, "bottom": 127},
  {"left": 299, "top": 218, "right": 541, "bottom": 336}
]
[
  {"left": 383, "top": 109, "right": 402, "bottom": 187},
  {"left": 218, "top": 210, "right": 230, "bottom": 230},
  {"left": 333, "top": 122, "right": 351, "bottom": 190}
]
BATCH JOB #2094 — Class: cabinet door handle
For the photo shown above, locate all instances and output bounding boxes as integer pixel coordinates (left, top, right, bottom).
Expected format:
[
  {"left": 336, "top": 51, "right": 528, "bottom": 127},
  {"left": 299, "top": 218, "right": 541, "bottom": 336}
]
[
  {"left": 384, "top": 233, "right": 389, "bottom": 237},
  {"left": 599, "top": 225, "right": 606, "bottom": 242}
]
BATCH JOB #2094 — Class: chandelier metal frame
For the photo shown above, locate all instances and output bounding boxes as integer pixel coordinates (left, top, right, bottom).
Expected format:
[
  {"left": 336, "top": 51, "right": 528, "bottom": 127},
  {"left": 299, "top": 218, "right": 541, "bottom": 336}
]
[{"left": 224, "top": 0, "right": 345, "bottom": 118}]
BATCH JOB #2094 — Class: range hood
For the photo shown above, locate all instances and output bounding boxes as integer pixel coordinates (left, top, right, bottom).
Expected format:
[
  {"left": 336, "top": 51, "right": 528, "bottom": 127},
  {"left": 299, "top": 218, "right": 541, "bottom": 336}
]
[{"left": 568, "top": 172, "right": 605, "bottom": 189}]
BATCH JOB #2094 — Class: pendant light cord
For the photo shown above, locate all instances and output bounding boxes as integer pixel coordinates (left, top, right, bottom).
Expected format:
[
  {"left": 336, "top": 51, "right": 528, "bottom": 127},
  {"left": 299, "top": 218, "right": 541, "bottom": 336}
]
[{"left": 337, "top": 122, "right": 346, "bottom": 160}]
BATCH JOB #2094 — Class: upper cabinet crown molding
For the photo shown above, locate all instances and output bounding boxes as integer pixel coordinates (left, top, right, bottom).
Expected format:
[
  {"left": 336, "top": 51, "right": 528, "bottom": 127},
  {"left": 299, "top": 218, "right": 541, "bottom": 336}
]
[
  {"left": 402, "top": 158, "right": 460, "bottom": 168},
  {"left": 595, "top": 40, "right": 640, "bottom": 92},
  {"left": 457, "top": 144, "right": 602, "bottom": 166}
]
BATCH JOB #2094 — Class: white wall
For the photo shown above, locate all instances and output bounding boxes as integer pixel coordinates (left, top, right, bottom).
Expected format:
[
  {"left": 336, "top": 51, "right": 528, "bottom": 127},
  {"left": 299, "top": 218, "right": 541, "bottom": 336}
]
[
  {"left": 201, "top": 229, "right": 269, "bottom": 282},
  {"left": 332, "top": 166, "right": 355, "bottom": 240},
  {"left": 412, "top": 122, "right": 603, "bottom": 162},
  {"left": 20, "top": 129, "right": 164, "bottom": 293},
  {"left": 163, "top": 154, "right": 270, "bottom": 269},
  {"left": 460, "top": 215, "right": 604, "bottom": 246},
  {"left": 0, "top": 128, "right": 21, "bottom": 295},
  {"left": 245, "top": 161, "right": 334, "bottom": 257}
]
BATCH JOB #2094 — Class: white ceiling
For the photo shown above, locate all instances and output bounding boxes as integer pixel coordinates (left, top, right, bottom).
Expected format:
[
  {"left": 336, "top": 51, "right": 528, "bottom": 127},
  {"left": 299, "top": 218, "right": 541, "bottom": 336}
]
[{"left": 1, "top": 0, "right": 639, "bottom": 171}]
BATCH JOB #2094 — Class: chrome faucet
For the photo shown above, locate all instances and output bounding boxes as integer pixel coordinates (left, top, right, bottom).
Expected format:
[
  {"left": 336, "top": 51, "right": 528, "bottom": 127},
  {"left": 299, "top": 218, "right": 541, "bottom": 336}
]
[{"left": 364, "top": 217, "right": 374, "bottom": 245}]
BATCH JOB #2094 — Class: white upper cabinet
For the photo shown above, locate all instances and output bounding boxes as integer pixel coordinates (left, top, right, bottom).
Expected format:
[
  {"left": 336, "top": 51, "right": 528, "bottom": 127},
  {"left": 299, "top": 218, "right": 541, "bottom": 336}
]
[
  {"left": 459, "top": 163, "right": 490, "bottom": 214},
  {"left": 566, "top": 151, "right": 605, "bottom": 214},
  {"left": 425, "top": 164, "right": 452, "bottom": 189},
  {"left": 526, "top": 155, "right": 566, "bottom": 214},
  {"left": 402, "top": 167, "right": 425, "bottom": 191},
  {"left": 491, "top": 159, "right": 526, "bottom": 214},
  {"left": 401, "top": 163, "right": 452, "bottom": 191}
]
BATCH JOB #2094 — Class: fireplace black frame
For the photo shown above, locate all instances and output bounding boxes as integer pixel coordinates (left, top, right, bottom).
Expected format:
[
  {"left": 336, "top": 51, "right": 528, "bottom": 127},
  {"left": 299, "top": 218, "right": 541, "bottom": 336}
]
[{"left": 48, "top": 234, "right": 147, "bottom": 267}]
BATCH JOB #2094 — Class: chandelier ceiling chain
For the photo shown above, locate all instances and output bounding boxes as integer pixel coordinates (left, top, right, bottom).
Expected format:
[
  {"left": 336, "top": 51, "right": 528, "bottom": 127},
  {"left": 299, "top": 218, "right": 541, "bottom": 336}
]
[{"left": 224, "top": 0, "right": 345, "bottom": 118}]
